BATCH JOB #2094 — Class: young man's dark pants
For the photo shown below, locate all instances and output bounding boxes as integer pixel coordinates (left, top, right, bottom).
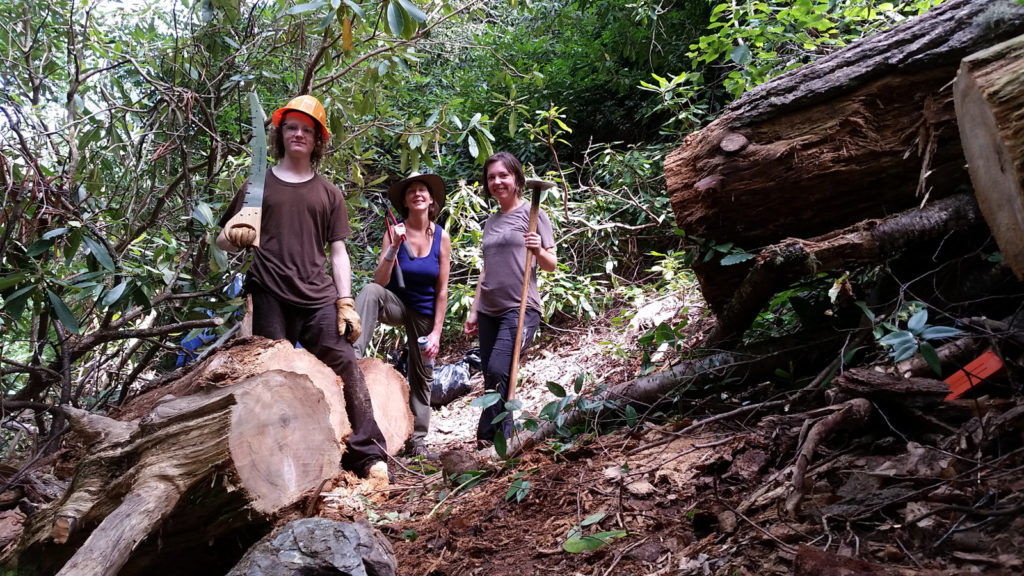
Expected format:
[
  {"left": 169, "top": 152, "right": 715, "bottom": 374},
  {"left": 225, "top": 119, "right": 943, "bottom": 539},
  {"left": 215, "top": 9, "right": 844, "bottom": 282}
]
[
  {"left": 250, "top": 285, "right": 388, "bottom": 473},
  {"left": 476, "top": 308, "right": 539, "bottom": 444}
]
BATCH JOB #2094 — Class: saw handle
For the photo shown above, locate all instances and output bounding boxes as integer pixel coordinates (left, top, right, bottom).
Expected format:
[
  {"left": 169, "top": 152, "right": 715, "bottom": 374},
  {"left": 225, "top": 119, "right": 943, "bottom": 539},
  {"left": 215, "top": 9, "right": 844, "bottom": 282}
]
[{"left": 223, "top": 207, "right": 262, "bottom": 249}]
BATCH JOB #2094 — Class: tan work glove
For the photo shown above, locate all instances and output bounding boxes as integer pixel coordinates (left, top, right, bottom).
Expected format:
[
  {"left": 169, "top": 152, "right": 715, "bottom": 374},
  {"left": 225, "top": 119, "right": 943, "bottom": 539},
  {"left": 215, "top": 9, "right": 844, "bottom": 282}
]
[
  {"left": 227, "top": 224, "right": 258, "bottom": 249},
  {"left": 336, "top": 297, "right": 362, "bottom": 343}
]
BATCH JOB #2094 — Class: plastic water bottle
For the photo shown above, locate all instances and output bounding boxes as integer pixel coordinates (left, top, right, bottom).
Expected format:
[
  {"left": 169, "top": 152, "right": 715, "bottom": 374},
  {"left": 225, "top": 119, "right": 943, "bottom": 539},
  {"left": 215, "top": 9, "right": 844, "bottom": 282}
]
[{"left": 417, "top": 336, "right": 433, "bottom": 366}]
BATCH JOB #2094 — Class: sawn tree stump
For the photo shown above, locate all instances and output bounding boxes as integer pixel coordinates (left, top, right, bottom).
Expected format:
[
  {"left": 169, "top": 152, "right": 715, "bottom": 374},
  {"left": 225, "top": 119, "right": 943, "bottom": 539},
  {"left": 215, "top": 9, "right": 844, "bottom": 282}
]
[{"left": 6, "top": 338, "right": 413, "bottom": 576}]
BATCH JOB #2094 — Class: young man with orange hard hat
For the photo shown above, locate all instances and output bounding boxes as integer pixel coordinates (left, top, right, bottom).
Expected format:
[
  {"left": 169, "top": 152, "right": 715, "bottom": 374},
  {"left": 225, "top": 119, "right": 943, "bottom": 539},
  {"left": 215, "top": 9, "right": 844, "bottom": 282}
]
[{"left": 216, "top": 95, "right": 390, "bottom": 482}]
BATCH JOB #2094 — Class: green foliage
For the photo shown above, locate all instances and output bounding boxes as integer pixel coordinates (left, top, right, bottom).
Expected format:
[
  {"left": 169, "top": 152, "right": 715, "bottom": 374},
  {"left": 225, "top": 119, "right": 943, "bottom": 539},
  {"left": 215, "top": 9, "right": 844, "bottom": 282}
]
[
  {"left": 504, "top": 471, "right": 532, "bottom": 503},
  {"left": 1, "top": 0, "right": 954, "bottom": 468},
  {"left": 540, "top": 268, "right": 606, "bottom": 322},
  {"left": 876, "top": 303, "right": 962, "bottom": 375},
  {"left": 744, "top": 272, "right": 860, "bottom": 342},
  {"left": 638, "top": 71, "right": 710, "bottom": 133},
  {"left": 687, "top": 0, "right": 947, "bottom": 99},
  {"left": 563, "top": 512, "right": 627, "bottom": 553},
  {"left": 648, "top": 250, "right": 696, "bottom": 291},
  {"left": 637, "top": 320, "right": 690, "bottom": 375},
  {"left": 510, "top": 371, "right": 652, "bottom": 455}
]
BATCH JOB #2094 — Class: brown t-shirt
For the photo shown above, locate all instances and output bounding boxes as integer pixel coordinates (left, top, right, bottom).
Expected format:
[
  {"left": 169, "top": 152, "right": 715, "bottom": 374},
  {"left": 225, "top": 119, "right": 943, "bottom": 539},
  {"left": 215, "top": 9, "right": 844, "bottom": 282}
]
[
  {"left": 219, "top": 169, "right": 351, "bottom": 307},
  {"left": 478, "top": 201, "right": 555, "bottom": 316}
]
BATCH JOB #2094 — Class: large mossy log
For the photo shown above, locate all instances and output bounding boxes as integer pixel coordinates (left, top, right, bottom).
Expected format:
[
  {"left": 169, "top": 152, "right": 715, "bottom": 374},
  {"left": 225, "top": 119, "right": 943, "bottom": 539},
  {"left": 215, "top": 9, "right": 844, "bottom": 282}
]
[
  {"left": 6, "top": 339, "right": 412, "bottom": 576},
  {"left": 665, "top": 0, "right": 1024, "bottom": 314},
  {"left": 955, "top": 33, "right": 1024, "bottom": 280}
]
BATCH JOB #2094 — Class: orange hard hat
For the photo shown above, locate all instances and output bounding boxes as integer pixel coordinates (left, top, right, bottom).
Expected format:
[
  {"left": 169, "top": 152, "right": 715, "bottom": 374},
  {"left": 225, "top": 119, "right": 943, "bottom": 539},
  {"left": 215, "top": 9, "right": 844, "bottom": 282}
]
[{"left": 271, "top": 95, "right": 329, "bottom": 140}]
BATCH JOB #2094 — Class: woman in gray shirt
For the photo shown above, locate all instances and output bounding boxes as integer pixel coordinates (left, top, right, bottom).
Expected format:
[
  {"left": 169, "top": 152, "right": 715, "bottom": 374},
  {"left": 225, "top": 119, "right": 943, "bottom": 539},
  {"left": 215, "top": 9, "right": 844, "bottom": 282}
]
[{"left": 463, "top": 152, "right": 557, "bottom": 446}]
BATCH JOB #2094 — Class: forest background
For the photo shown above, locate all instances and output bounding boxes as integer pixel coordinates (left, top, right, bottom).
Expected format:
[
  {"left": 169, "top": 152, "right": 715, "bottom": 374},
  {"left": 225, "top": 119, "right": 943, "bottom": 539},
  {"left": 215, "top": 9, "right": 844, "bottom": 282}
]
[{"left": 1, "top": 0, "right": 946, "bottom": 461}]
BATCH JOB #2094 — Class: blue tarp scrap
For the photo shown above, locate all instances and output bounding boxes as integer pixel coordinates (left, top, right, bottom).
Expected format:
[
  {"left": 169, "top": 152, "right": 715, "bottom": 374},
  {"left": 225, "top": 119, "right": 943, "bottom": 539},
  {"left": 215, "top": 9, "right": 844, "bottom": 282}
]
[{"left": 176, "top": 275, "right": 244, "bottom": 367}]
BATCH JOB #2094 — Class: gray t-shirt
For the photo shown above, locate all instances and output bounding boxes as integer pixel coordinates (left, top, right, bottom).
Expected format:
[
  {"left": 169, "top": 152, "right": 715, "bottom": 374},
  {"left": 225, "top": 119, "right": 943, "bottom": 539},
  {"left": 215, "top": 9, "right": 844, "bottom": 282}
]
[{"left": 478, "top": 201, "right": 555, "bottom": 316}]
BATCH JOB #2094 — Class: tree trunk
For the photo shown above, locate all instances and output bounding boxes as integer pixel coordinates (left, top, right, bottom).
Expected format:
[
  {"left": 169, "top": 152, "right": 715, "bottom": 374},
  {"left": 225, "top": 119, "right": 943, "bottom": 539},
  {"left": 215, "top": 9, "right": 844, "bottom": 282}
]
[
  {"left": 113, "top": 337, "right": 413, "bottom": 455},
  {"left": 664, "top": 0, "right": 1024, "bottom": 314},
  {"left": 955, "top": 32, "right": 1024, "bottom": 281},
  {"left": 706, "top": 194, "right": 982, "bottom": 347},
  {"left": 7, "top": 340, "right": 413, "bottom": 576},
  {"left": 11, "top": 370, "right": 338, "bottom": 576},
  {"left": 834, "top": 368, "right": 951, "bottom": 407},
  {"left": 113, "top": 338, "right": 353, "bottom": 445},
  {"left": 361, "top": 356, "right": 415, "bottom": 455}
]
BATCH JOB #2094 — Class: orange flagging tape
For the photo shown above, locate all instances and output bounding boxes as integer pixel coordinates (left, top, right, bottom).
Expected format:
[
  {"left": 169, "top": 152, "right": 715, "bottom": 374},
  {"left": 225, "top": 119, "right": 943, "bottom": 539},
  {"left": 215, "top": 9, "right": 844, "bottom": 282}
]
[{"left": 944, "top": 349, "right": 1004, "bottom": 401}]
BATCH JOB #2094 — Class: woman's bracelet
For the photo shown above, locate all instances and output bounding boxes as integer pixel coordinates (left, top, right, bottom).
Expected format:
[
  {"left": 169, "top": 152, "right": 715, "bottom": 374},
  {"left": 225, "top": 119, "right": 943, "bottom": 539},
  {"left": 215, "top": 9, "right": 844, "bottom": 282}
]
[{"left": 383, "top": 245, "right": 398, "bottom": 261}]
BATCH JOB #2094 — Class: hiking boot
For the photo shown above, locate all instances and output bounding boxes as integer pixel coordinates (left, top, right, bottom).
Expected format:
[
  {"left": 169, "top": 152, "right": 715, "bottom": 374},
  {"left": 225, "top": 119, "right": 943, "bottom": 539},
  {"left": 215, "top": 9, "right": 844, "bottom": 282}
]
[
  {"left": 475, "top": 439, "right": 497, "bottom": 460},
  {"left": 361, "top": 459, "right": 394, "bottom": 483},
  {"left": 406, "top": 440, "right": 438, "bottom": 461}
]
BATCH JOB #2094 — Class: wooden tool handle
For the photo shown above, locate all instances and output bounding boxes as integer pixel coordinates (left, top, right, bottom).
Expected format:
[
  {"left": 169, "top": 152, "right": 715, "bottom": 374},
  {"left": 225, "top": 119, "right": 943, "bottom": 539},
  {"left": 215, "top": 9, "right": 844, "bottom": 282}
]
[
  {"left": 508, "top": 191, "right": 542, "bottom": 402},
  {"left": 223, "top": 207, "right": 263, "bottom": 248}
]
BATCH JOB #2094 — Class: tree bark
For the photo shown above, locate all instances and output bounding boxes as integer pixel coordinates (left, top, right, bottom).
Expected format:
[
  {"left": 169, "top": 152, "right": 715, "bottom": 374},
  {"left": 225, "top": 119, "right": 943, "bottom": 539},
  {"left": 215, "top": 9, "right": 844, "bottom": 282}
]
[
  {"left": 7, "top": 340, "right": 413, "bottom": 576},
  {"left": 955, "top": 32, "right": 1024, "bottom": 280},
  {"left": 705, "top": 194, "right": 982, "bottom": 347},
  {"left": 11, "top": 370, "right": 339, "bottom": 576},
  {"left": 834, "top": 368, "right": 951, "bottom": 407},
  {"left": 665, "top": 0, "right": 1024, "bottom": 314}
]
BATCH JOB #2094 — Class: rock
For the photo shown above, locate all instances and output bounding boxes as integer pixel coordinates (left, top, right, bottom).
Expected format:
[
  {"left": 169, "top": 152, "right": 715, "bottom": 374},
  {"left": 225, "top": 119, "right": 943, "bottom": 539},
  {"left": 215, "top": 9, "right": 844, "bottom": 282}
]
[
  {"left": 439, "top": 449, "right": 483, "bottom": 478},
  {"left": 226, "top": 518, "right": 396, "bottom": 576}
]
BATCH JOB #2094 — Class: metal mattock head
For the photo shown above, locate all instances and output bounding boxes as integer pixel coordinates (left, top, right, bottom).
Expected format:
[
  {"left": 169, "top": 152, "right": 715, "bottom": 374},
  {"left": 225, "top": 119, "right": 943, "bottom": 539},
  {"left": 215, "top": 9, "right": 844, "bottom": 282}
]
[{"left": 525, "top": 179, "right": 556, "bottom": 191}]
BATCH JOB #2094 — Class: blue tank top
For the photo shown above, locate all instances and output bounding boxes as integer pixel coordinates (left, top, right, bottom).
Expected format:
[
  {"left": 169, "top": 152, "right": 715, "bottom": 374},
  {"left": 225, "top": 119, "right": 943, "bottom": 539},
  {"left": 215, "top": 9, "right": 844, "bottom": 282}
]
[{"left": 386, "top": 223, "right": 442, "bottom": 316}]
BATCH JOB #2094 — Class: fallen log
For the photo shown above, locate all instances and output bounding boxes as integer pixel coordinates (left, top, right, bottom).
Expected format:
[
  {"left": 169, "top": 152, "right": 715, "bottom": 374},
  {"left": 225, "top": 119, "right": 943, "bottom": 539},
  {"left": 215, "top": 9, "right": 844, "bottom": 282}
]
[
  {"left": 665, "top": 0, "right": 1024, "bottom": 314},
  {"left": 113, "top": 338, "right": 353, "bottom": 445},
  {"left": 10, "top": 370, "right": 339, "bottom": 576},
  {"left": 114, "top": 338, "right": 412, "bottom": 455},
  {"left": 6, "top": 339, "right": 413, "bottom": 576},
  {"left": 509, "top": 328, "right": 849, "bottom": 457},
  {"left": 834, "top": 368, "right": 950, "bottom": 407},
  {"left": 705, "top": 193, "right": 983, "bottom": 348},
  {"left": 955, "top": 32, "right": 1024, "bottom": 281},
  {"left": 361, "top": 356, "right": 414, "bottom": 455}
]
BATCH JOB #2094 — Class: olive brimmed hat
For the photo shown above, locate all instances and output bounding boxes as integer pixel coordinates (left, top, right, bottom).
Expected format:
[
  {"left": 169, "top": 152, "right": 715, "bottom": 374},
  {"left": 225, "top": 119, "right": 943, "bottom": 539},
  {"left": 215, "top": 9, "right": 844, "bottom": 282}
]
[{"left": 388, "top": 172, "right": 446, "bottom": 217}]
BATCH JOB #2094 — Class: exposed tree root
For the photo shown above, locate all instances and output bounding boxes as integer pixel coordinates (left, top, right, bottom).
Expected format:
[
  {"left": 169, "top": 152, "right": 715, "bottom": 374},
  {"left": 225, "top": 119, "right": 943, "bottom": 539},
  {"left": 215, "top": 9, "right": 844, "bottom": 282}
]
[{"left": 784, "top": 397, "right": 873, "bottom": 518}]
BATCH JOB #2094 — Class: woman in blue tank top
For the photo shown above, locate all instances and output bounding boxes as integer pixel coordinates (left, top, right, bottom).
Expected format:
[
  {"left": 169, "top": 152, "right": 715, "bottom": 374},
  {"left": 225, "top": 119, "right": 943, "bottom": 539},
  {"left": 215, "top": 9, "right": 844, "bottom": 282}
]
[{"left": 354, "top": 172, "right": 451, "bottom": 459}]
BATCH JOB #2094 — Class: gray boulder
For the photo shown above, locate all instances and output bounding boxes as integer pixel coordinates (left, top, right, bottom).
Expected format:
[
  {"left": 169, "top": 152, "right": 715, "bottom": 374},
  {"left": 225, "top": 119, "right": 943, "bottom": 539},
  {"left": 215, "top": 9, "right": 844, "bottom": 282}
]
[{"left": 226, "top": 518, "right": 396, "bottom": 576}]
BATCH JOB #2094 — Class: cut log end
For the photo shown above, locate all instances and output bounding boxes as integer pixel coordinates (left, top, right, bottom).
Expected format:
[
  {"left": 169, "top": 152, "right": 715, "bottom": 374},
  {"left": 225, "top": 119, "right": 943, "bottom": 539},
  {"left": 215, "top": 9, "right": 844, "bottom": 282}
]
[
  {"left": 720, "top": 132, "right": 749, "bottom": 153},
  {"left": 229, "top": 370, "right": 340, "bottom": 514},
  {"left": 954, "top": 34, "right": 1024, "bottom": 281},
  {"left": 359, "top": 357, "right": 414, "bottom": 455}
]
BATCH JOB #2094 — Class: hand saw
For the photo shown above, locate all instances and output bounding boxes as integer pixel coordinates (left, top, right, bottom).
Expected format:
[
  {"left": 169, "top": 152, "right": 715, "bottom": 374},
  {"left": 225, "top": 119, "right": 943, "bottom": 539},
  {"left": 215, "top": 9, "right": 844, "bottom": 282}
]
[{"left": 222, "top": 92, "right": 268, "bottom": 248}]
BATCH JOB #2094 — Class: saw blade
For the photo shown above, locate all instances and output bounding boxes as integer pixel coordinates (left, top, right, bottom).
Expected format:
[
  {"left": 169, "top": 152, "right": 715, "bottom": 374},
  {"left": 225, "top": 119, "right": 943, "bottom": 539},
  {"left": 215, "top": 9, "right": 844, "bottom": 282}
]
[{"left": 242, "top": 92, "right": 268, "bottom": 208}]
